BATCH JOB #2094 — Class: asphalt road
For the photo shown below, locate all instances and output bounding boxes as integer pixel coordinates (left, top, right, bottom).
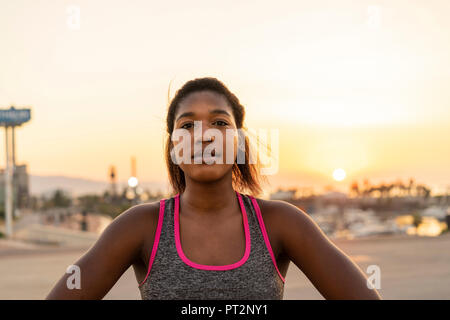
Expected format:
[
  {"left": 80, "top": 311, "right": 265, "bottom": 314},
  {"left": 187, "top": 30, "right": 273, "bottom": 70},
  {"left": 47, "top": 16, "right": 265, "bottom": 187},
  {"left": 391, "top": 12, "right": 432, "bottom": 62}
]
[{"left": 1, "top": 233, "right": 449, "bottom": 299}]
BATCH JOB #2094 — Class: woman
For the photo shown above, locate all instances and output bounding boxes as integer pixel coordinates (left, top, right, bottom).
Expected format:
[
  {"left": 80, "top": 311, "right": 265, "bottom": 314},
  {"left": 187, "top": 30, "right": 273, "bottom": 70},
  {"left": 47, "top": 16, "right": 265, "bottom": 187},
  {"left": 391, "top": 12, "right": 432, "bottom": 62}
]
[{"left": 46, "top": 77, "right": 381, "bottom": 300}]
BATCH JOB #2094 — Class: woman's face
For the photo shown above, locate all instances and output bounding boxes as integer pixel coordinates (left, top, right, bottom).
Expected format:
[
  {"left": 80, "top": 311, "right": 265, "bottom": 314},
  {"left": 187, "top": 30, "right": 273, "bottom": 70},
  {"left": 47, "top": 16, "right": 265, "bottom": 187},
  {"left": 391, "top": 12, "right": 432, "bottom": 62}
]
[{"left": 171, "top": 90, "right": 239, "bottom": 184}]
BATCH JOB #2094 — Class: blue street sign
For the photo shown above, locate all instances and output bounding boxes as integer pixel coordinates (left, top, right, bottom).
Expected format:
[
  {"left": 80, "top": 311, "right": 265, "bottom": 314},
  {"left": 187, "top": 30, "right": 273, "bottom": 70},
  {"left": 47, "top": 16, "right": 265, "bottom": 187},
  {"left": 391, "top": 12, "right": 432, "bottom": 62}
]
[{"left": 0, "top": 106, "right": 31, "bottom": 126}]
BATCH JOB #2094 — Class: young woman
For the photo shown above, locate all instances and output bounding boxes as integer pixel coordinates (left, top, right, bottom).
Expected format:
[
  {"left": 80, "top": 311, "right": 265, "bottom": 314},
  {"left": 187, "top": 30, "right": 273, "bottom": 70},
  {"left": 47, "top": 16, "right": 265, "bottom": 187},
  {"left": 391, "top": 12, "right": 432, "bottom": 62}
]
[{"left": 46, "top": 77, "right": 381, "bottom": 300}]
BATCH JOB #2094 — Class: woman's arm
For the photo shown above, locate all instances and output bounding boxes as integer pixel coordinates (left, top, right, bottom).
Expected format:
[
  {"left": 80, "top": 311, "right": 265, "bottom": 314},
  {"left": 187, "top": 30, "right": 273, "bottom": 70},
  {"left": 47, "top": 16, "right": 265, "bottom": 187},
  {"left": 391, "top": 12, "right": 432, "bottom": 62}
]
[
  {"left": 46, "top": 202, "right": 158, "bottom": 299},
  {"left": 274, "top": 200, "right": 382, "bottom": 300}
]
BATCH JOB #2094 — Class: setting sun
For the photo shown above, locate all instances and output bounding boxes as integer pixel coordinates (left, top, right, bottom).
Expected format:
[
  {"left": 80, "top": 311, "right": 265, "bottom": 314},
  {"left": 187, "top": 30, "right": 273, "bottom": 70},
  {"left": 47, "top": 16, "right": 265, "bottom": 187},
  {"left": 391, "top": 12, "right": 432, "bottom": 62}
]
[{"left": 333, "top": 168, "right": 346, "bottom": 181}]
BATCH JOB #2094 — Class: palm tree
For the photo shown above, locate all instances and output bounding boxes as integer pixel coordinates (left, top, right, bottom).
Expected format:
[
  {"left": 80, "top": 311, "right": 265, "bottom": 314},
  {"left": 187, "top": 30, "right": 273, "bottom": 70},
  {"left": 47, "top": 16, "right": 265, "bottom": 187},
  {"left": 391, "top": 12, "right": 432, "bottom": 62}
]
[
  {"left": 386, "top": 183, "right": 394, "bottom": 198},
  {"left": 350, "top": 180, "right": 360, "bottom": 197},
  {"left": 407, "top": 178, "right": 415, "bottom": 196},
  {"left": 362, "top": 178, "right": 371, "bottom": 197},
  {"left": 394, "top": 179, "right": 406, "bottom": 197},
  {"left": 412, "top": 212, "right": 422, "bottom": 228}
]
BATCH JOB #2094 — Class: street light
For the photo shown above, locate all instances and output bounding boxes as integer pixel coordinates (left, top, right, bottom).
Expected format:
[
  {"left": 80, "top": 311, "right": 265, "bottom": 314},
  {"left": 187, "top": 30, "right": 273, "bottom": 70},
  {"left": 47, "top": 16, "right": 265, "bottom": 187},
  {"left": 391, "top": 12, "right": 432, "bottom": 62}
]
[{"left": 128, "top": 176, "right": 138, "bottom": 188}]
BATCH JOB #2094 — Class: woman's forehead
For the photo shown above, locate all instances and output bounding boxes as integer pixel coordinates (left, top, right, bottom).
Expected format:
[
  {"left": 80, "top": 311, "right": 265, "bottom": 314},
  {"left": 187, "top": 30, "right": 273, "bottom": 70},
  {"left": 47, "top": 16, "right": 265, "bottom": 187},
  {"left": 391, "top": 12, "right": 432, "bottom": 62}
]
[{"left": 177, "top": 90, "right": 231, "bottom": 114}]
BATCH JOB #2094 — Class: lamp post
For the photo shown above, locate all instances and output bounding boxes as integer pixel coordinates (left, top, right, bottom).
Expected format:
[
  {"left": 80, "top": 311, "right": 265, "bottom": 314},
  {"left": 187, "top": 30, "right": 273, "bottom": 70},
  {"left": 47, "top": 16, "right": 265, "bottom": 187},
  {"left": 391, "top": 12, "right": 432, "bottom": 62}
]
[{"left": 127, "top": 176, "right": 139, "bottom": 205}]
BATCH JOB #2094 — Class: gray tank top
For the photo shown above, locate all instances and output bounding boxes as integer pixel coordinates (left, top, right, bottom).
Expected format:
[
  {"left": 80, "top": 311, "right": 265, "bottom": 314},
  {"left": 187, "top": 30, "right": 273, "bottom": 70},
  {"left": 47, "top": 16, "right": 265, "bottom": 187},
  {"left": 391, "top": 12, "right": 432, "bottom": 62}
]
[{"left": 138, "top": 191, "right": 286, "bottom": 299}]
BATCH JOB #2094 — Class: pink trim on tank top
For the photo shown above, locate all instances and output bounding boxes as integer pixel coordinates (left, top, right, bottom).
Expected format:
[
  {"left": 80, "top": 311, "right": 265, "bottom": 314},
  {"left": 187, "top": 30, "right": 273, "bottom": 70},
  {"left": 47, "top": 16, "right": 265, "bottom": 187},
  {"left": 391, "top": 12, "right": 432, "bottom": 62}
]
[
  {"left": 174, "top": 191, "right": 251, "bottom": 271},
  {"left": 249, "top": 196, "right": 286, "bottom": 283},
  {"left": 138, "top": 199, "right": 165, "bottom": 288}
]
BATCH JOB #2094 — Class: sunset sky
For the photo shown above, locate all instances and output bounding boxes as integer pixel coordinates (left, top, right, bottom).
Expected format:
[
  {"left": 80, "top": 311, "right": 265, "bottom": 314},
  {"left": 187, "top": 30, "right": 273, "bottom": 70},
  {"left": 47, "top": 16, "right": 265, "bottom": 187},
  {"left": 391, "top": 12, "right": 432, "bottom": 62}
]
[{"left": 0, "top": 0, "right": 449, "bottom": 196}]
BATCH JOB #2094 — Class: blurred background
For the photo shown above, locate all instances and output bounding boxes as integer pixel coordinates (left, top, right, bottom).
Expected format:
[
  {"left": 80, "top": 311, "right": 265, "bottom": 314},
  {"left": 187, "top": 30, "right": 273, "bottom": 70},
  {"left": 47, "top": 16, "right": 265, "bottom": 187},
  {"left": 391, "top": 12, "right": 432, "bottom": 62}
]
[{"left": 0, "top": 0, "right": 449, "bottom": 299}]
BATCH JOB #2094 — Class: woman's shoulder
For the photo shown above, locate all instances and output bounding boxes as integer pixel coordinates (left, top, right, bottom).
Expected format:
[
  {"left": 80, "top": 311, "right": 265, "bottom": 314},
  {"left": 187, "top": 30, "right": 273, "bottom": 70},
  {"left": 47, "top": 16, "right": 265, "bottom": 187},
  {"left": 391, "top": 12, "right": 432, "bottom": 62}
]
[
  {"left": 255, "top": 196, "right": 330, "bottom": 247},
  {"left": 249, "top": 196, "right": 311, "bottom": 231},
  {"left": 117, "top": 200, "right": 162, "bottom": 229},
  {"left": 102, "top": 200, "right": 163, "bottom": 246},
  {"left": 250, "top": 196, "right": 308, "bottom": 216}
]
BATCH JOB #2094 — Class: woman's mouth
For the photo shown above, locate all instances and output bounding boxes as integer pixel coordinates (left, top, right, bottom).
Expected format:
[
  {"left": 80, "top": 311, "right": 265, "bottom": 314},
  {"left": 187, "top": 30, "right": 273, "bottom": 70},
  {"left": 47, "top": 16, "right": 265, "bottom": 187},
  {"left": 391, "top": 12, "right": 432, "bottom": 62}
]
[{"left": 192, "top": 150, "right": 221, "bottom": 163}]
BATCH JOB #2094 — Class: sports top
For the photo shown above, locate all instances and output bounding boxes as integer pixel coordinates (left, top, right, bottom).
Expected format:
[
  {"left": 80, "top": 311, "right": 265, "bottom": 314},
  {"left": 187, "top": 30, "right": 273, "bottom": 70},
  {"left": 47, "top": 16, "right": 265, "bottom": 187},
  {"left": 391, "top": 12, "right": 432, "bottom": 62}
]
[{"left": 138, "top": 191, "right": 286, "bottom": 299}]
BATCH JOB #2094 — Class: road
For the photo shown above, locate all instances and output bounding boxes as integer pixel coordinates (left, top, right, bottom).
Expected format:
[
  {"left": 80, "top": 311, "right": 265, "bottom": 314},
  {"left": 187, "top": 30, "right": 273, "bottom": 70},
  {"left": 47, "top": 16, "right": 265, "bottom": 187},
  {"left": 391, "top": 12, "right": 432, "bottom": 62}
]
[{"left": 0, "top": 233, "right": 449, "bottom": 299}]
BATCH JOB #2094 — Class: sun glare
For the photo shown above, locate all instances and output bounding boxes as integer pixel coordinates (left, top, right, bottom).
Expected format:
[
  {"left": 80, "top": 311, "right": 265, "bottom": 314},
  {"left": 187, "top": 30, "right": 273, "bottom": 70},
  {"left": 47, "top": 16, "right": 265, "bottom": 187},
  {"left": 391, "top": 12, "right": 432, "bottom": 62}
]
[{"left": 333, "top": 168, "right": 346, "bottom": 181}]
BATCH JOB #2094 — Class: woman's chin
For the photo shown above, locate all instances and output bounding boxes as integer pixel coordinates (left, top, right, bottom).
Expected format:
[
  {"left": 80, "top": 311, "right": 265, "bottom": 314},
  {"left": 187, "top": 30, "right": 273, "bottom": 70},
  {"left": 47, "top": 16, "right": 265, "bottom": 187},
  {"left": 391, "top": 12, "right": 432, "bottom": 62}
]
[{"left": 185, "top": 164, "right": 231, "bottom": 181}]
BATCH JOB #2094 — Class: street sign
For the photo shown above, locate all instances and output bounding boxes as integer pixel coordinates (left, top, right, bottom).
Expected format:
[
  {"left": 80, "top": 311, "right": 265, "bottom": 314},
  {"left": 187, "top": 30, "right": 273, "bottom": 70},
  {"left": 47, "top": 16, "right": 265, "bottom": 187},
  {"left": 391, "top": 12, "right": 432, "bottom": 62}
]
[{"left": 0, "top": 106, "right": 31, "bottom": 126}]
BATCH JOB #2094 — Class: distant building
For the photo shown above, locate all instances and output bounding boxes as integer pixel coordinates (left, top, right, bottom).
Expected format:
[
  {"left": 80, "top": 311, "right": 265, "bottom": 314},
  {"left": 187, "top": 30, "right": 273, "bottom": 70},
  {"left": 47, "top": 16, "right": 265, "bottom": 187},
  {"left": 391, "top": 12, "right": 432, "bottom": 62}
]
[
  {"left": 270, "top": 188, "right": 297, "bottom": 201},
  {"left": 0, "top": 164, "right": 30, "bottom": 208},
  {"left": 320, "top": 191, "right": 347, "bottom": 201}
]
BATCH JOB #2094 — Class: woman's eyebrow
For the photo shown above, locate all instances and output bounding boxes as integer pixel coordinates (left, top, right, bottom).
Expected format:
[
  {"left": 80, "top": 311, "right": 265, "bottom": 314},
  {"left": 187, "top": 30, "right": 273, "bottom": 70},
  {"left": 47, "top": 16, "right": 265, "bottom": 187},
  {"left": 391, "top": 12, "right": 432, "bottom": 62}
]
[
  {"left": 175, "top": 111, "right": 195, "bottom": 122},
  {"left": 175, "top": 109, "right": 231, "bottom": 122},
  {"left": 210, "top": 109, "right": 232, "bottom": 117}
]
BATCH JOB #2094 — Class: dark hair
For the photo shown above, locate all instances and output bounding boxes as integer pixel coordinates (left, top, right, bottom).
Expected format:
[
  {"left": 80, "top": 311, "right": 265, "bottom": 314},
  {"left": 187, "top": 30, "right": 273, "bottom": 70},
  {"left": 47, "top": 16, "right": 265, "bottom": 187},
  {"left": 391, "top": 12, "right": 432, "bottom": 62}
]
[{"left": 165, "top": 77, "right": 265, "bottom": 196}]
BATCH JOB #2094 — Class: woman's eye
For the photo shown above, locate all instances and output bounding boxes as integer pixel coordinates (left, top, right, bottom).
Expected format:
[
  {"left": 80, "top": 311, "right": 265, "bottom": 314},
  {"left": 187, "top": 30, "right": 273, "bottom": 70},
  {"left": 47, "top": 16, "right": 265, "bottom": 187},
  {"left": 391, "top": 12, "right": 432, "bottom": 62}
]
[
  {"left": 214, "top": 120, "right": 228, "bottom": 126},
  {"left": 181, "top": 122, "right": 193, "bottom": 129}
]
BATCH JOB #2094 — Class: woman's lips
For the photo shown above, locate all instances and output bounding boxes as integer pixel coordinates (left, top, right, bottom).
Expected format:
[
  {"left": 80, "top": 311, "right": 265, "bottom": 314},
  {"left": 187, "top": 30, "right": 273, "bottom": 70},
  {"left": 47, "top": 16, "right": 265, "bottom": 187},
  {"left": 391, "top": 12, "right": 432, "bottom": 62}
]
[{"left": 192, "top": 151, "right": 222, "bottom": 163}]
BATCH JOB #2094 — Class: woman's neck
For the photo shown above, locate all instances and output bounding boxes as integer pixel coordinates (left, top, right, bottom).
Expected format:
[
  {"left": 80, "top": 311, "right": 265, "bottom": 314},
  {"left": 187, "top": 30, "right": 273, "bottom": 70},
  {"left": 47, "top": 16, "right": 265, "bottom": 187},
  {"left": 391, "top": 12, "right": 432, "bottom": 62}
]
[{"left": 180, "top": 173, "right": 239, "bottom": 218}]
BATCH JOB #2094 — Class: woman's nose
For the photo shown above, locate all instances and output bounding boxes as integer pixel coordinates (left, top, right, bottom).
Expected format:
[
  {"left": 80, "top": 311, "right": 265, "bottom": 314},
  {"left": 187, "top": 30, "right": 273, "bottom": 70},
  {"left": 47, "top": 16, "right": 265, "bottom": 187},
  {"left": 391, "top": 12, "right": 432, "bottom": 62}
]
[
  {"left": 203, "top": 134, "right": 215, "bottom": 142},
  {"left": 192, "top": 121, "right": 215, "bottom": 143}
]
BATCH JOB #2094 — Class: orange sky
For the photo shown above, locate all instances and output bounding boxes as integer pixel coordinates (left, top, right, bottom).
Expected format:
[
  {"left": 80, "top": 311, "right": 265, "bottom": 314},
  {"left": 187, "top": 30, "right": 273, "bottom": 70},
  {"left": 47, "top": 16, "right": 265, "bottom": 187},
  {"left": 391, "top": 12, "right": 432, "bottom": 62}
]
[{"left": 0, "top": 0, "right": 449, "bottom": 196}]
